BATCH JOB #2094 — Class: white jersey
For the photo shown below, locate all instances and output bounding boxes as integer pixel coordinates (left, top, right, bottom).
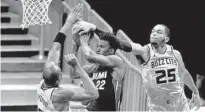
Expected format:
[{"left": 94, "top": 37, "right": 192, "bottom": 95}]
[
  {"left": 37, "top": 80, "right": 57, "bottom": 112},
  {"left": 143, "top": 44, "right": 183, "bottom": 93},
  {"left": 142, "top": 44, "right": 189, "bottom": 111}
]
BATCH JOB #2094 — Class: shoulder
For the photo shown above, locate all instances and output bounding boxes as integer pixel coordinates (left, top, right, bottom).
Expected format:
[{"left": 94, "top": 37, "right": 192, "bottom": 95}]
[
  {"left": 173, "top": 49, "right": 182, "bottom": 59},
  {"left": 172, "top": 49, "right": 185, "bottom": 67},
  {"left": 166, "top": 44, "right": 180, "bottom": 55},
  {"left": 173, "top": 49, "right": 181, "bottom": 55}
]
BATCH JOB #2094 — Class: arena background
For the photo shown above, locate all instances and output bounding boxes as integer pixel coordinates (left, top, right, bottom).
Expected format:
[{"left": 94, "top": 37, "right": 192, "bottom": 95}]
[
  {"left": 1, "top": 0, "right": 204, "bottom": 111},
  {"left": 86, "top": 0, "right": 205, "bottom": 101}
]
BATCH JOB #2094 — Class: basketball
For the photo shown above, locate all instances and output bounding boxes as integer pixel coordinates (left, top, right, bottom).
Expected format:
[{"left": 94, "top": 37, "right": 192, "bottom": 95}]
[{"left": 72, "top": 21, "right": 95, "bottom": 46}]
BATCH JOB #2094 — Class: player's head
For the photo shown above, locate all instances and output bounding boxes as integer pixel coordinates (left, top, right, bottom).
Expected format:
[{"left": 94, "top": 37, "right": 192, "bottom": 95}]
[
  {"left": 150, "top": 24, "right": 170, "bottom": 46},
  {"left": 43, "top": 62, "right": 62, "bottom": 87},
  {"left": 96, "top": 32, "right": 118, "bottom": 56}
]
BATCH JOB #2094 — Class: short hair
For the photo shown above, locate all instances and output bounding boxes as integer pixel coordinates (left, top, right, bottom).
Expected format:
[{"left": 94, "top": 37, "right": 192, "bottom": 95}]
[
  {"left": 157, "top": 24, "right": 170, "bottom": 37},
  {"left": 99, "top": 32, "right": 118, "bottom": 52},
  {"left": 43, "top": 65, "right": 61, "bottom": 86}
]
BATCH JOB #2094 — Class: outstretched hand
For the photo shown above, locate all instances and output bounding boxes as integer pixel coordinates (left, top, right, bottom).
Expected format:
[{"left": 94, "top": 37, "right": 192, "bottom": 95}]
[
  {"left": 66, "top": 3, "right": 83, "bottom": 24},
  {"left": 64, "top": 54, "right": 80, "bottom": 67},
  {"left": 189, "top": 92, "right": 201, "bottom": 111}
]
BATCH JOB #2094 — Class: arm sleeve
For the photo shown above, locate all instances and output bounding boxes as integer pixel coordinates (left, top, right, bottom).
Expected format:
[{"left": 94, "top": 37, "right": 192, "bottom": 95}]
[{"left": 53, "top": 32, "right": 66, "bottom": 45}]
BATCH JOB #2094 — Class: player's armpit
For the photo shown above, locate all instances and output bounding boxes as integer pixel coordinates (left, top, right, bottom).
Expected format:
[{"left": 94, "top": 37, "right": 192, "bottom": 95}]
[{"left": 110, "top": 55, "right": 124, "bottom": 81}]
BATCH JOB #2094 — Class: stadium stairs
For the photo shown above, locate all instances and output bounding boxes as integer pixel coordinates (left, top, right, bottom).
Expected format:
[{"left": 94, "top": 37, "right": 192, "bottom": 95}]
[
  {"left": 0, "top": 0, "right": 76, "bottom": 111},
  {"left": 1, "top": 0, "right": 154, "bottom": 111}
]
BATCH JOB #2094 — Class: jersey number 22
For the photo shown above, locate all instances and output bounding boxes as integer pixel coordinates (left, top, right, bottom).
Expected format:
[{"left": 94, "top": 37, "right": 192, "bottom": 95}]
[{"left": 96, "top": 80, "right": 106, "bottom": 90}]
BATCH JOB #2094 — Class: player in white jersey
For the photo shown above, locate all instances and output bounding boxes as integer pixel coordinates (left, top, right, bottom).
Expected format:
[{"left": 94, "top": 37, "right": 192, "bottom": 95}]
[
  {"left": 37, "top": 4, "right": 99, "bottom": 112},
  {"left": 74, "top": 22, "right": 202, "bottom": 111},
  {"left": 115, "top": 24, "right": 201, "bottom": 111},
  {"left": 141, "top": 43, "right": 189, "bottom": 111}
]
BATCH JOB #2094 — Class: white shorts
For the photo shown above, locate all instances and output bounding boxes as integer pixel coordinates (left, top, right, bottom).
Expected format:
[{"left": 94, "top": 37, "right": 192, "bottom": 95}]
[{"left": 147, "top": 91, "right": 190, "bottom": 112}]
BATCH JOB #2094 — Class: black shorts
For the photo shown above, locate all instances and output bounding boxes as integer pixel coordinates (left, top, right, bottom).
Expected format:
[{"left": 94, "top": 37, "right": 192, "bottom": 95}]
[{"left": 86, "top": 100, "right": 116, "bottom": 111}]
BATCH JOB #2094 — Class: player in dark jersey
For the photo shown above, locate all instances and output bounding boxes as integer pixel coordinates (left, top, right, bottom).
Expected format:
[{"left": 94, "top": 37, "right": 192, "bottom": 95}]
[
  {"left": 73, "top": 22, "right": 201, "bottom": 111},
  {"left": 71, "top": 22, "right": 124, "bottom": 111}
]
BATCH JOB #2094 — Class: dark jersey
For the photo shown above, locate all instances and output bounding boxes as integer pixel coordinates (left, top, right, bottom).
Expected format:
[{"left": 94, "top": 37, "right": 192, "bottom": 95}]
[{"left": 87, "top": 65, "right": 116, "bottom": 111}]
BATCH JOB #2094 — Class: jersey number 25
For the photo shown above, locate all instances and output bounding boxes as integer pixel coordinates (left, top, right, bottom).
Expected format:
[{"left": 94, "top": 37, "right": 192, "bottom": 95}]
[{"left": 155, "top": 68, "right": 176, "bottom": 84}]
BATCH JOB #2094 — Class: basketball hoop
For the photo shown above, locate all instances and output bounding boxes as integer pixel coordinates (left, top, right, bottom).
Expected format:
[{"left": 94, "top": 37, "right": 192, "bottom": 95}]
[
  {"left": 20, "top": 0, "right": 53, "bottom": 60},
  {"left": 20, "top": 0, "right": 52, "bottom": 29}
]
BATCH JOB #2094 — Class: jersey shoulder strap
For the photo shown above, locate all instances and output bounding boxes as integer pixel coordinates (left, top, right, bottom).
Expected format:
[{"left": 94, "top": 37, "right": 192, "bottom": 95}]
[
  {"left": 143, "top": 44, "right": 153, "bottom": 65},
  {"left": 38, "top": 80, "right": 56, "bottom": 100},
  {"left": 167, "top": 44, "right": 179, "bottom": 62}
]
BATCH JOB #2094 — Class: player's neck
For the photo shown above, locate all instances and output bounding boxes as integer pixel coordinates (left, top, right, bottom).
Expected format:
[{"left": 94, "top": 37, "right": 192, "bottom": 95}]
[{"left": 152, "top": 44, "right": 167, "bottom": 54}]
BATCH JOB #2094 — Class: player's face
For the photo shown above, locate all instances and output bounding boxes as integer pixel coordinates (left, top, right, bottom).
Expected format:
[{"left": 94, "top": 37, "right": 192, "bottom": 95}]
[
  {"left": 96, "top": 40, "right": 112, "bottom": 56},
  {"left": 150, "top": 25, "right": 167, "bottom": 45}
]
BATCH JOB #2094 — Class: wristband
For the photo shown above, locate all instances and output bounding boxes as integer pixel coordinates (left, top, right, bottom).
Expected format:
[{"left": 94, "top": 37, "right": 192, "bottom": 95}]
[{"left": 53, "top": 32, "right": 66, "bottom": 45}]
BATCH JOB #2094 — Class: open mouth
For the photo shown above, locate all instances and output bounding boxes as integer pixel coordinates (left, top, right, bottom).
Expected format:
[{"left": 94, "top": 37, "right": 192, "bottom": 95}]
[
  {"left": 151, "top": 37, "right": 158, "bottom": 40},
  {"left": 151, "top": 42, "right": 158, "bottom": 45}
]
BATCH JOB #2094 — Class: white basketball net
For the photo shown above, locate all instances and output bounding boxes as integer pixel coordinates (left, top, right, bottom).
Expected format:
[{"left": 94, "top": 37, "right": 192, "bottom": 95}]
[{"left": 20, "top": 0, "right": 52, "bottom": 29}]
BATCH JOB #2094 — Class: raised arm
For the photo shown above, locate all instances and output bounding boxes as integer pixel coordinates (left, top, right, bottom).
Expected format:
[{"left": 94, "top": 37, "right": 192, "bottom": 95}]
[
  {"left": 174, "top": 50, "right": 201, "bottom": 110},
  {"left": 45, "top": 3, "right": 83, "bottom": 66},
  {"left": 53, "top": 54, "right": 98, "bottom": 102},
  {"left": 79, "top": 34, "right": 117, "bottom": 67},
  {"left": 73, "top": 21, "right": 148, "bottom": 60},
  {"left": 74, "top": 20, "right": 146, "bottom": 55}
]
